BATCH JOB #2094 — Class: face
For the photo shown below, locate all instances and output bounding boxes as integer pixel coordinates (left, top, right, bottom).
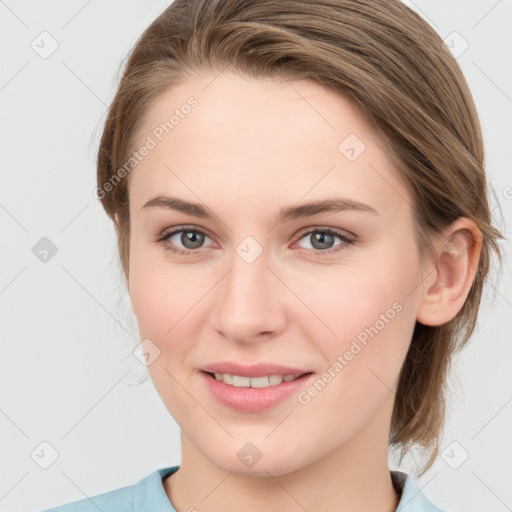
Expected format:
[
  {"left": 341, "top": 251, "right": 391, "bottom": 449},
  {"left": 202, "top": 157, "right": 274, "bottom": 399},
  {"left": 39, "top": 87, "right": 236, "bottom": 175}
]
[{"left": 126, "top": 71, "right": 427, "bottom": 477}]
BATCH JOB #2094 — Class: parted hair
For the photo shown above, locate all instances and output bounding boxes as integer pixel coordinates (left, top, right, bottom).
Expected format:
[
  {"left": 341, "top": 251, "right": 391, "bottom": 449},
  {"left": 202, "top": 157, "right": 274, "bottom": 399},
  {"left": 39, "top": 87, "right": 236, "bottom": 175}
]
[{"left": 96, "top": 0, "right": 504, "bottom": 476}]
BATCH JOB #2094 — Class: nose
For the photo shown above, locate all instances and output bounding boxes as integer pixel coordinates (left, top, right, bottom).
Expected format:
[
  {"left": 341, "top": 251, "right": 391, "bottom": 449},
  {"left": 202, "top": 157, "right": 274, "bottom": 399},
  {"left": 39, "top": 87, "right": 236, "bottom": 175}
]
[{"left": 211, "top": 246, "right": 286, "bottom": 344}]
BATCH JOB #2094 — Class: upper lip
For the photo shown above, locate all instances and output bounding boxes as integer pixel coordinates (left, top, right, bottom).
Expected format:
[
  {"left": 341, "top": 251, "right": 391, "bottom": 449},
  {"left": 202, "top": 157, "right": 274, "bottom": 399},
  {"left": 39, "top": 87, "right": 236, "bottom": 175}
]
[{"left": 200, "top": 362, "right": 312, "bottom": 378}]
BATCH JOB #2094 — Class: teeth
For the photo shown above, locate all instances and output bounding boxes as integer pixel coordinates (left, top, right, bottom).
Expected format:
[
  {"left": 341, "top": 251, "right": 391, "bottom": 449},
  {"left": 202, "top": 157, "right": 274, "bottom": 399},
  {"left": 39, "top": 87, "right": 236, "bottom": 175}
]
[
  {"left": 233, "top": 375, "right": 251, "bottom": 387},
  {"left": 212, "top": 372, "right": 302, "bottom": 388}
]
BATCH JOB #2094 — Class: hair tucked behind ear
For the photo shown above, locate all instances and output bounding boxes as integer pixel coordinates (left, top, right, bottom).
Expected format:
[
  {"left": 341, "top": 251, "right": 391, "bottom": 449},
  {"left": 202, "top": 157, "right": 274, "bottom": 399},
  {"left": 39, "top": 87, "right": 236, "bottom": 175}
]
[{"left": 96, "top": 0, "right": 505, "bottom": 476}]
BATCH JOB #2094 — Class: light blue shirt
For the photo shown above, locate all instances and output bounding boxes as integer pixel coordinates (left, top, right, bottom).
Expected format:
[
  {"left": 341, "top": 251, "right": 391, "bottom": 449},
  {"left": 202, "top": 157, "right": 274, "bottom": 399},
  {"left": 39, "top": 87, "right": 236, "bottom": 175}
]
[{"left": 40, "top": 465, "right": 447, "bottom": 511}]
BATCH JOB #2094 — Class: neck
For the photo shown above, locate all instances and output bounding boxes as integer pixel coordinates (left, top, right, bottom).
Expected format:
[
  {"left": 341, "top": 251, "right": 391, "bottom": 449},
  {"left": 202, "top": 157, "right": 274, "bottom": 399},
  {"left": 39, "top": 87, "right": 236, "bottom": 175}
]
[{"left": 164, "top": 406, "right": 401, "bottom": 512}]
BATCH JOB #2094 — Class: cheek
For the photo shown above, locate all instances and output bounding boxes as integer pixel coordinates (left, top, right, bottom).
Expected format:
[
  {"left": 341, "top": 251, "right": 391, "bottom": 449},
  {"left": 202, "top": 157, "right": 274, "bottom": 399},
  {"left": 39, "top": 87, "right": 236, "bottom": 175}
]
[
  {"left": 128, "top": 239, "right": 218, "bottom": 363},
  {"left": 129, "top": 265, "right": 205, "bottom": 339},
  {"left": 291, "top": 260, "right": 418, "bottom": 440},
  {"left": 128, "top": 254, "right": 209, "bottom": 414},
  {"left": 290, "top": 244, "right": 420, "bottom": 378}
]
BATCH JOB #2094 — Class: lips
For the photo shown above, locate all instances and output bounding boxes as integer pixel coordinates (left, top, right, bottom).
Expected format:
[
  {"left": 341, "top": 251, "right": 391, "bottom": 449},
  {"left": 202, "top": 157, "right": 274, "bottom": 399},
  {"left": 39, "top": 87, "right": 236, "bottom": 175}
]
[
  {"left": 200, "top": 361, "right": 312, "bottom": 378},
  {"left": 200, "top": 370, "right": 315, "bottom": 412}
]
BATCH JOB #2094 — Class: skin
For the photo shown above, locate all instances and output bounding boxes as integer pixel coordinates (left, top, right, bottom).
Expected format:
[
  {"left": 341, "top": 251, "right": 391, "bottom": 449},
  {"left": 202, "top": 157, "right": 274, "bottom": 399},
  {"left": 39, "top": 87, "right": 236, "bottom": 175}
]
[{"left": 121, "top": 71, "right": 482, "bottom": 512}]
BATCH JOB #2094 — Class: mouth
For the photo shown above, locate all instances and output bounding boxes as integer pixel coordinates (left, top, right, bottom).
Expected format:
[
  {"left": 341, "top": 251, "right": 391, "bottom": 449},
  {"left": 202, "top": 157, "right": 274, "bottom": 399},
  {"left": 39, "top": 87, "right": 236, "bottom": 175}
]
[
  {"left": 200, "top": 369, "right": 316, "bottom": 412},
  {"left": 201, "top": 370, "right": 314, "bottom": 388}
]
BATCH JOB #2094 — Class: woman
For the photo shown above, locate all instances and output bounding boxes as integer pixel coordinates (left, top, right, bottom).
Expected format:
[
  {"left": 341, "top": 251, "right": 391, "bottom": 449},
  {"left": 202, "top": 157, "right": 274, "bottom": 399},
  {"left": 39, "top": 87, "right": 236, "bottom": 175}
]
[{"left": 41, "top": 0, "right": 504, "bottom": 510}]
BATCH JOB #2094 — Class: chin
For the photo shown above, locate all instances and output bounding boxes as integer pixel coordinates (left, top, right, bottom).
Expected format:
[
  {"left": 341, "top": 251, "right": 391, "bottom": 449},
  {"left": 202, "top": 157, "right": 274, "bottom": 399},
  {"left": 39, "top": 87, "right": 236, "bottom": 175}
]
[
  {"left": 226, "top": 460, "right": 300, "bottom": 478},
  {"left": 208, "top": 444, "right": 307, "bottom": 478}
]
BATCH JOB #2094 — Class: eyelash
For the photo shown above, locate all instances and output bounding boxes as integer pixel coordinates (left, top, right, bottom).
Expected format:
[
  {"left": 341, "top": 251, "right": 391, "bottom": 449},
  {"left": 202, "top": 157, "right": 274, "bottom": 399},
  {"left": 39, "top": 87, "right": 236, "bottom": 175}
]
[{"left": 154, "top": 225, "right": 354, "bottom": 257}]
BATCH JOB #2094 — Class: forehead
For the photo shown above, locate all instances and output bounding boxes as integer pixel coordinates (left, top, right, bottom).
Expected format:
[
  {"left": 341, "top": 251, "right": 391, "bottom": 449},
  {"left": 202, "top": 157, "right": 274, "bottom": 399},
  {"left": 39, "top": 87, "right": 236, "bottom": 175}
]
[
  {"left": 128, "top": 71, "right": 410, "bottom": 220},
  {"left": 133, "top": 71, "right": 376, "bottom": 151}
]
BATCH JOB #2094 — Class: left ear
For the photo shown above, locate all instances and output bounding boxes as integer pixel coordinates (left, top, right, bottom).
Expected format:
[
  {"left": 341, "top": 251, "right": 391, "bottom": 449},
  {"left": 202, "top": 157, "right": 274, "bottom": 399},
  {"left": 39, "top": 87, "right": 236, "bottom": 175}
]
[{"left": 416, "top": 217, "right": 483, "bottom": 326}]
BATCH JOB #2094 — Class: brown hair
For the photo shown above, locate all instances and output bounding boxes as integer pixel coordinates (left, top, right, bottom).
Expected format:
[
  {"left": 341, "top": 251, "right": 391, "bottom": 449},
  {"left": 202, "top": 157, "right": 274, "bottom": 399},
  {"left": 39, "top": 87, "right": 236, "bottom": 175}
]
[{"left": 96, "top": 0, "right": 504, "bottom": 476}]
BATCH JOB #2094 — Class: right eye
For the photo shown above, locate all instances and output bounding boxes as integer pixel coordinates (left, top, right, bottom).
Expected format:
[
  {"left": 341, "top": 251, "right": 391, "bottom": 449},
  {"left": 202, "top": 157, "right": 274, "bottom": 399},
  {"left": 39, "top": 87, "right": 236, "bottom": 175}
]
[{"left": 155, "top": 227, "right": 214, "bottom": 255}]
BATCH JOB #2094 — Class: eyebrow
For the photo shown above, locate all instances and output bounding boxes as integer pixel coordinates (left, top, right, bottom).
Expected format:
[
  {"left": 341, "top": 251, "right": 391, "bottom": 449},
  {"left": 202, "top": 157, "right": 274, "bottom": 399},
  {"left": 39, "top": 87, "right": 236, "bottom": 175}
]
[{"left": 142, "top": 195, "right": 379, "bottom": 223}]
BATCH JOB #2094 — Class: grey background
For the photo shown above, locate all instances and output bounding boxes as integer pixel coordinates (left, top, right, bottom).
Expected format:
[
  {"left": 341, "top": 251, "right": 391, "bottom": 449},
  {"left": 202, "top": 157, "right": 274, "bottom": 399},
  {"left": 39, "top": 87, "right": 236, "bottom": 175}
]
[{"left": 1, "top": 1, "right": 511, "bottom": 511}]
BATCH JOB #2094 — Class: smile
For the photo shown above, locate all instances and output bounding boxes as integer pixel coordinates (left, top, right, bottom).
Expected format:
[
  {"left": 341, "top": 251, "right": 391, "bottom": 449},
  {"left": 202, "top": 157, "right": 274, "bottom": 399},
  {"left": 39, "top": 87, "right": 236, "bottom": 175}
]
[
  {"left": 210, "top": 372, "right": 305, "bottom": 388},
  {"left": 200, "top": 371, "right": 315, "bottom": 412}
]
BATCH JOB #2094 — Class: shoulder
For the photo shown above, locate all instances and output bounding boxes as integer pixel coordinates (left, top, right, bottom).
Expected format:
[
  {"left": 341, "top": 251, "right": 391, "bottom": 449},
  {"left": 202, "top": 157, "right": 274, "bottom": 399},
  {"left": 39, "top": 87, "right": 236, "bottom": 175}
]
[
  {"left": 392, "top": 470, "right": 451, "bottom": 512},
  {"left": 39, "top": 466, "right": 180, "bottom": 512},
  {"left": 39, "top": 485, "right": 133, "bottom": 512}
]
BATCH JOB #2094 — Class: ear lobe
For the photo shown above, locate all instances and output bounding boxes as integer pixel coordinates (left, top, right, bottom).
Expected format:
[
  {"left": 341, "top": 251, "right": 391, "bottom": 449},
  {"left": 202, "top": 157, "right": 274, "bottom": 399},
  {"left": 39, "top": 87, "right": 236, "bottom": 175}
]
[
  {"left": 416, "top": 218, "right": 482, "bottom": 327},
  {"left": 113, "top": 213, "right": 122, "bottom": 240}
]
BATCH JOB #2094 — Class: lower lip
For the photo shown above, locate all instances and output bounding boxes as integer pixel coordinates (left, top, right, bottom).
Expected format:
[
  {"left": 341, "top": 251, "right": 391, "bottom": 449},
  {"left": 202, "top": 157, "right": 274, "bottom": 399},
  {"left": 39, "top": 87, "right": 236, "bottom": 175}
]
[{"left": 200, "top": 371, "right": 314, "bottom": 412}]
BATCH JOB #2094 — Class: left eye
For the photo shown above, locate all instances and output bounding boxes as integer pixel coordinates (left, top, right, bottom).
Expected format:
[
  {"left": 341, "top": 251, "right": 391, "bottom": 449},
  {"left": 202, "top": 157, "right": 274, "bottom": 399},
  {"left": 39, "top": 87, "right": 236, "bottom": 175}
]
[{"left": 296, "top": 228, "right": 352, "bottom": 252}]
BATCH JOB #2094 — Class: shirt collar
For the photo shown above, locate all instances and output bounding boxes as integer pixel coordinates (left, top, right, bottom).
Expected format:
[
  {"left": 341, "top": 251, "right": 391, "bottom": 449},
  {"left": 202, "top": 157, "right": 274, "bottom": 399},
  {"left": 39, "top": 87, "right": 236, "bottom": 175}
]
[
  {"left": 133, "top": 466, "right": 178, "bottom": 512},
  {"left": 391, "top": 470, "right": 446, "bottom": 511}
]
